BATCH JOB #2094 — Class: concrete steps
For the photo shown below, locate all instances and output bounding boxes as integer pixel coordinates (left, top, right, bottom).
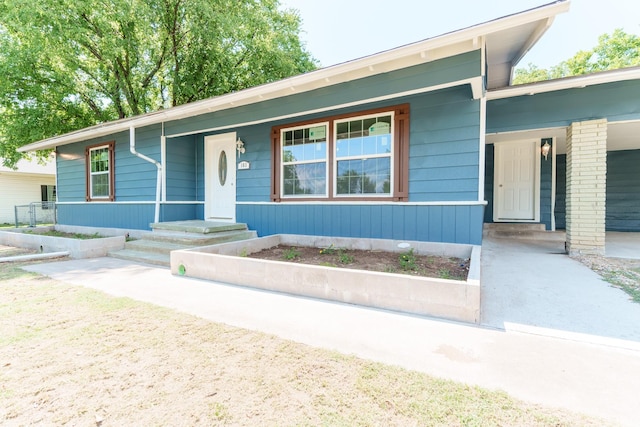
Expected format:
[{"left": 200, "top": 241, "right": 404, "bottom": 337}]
[
  {"left": 108, "top": 220, "right": 257, "bottom": 267},
  {"left": 483, "top": 223, "right": 566, "bottom": 242}
]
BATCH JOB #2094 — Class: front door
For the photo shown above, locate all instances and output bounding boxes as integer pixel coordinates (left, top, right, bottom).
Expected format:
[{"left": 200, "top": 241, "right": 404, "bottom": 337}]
[
  {"left": 493, "top": 140, "right": 539, "bottom": 222},
  {"left": 204, "top": 133, "right": 236, "bottom": 222}
]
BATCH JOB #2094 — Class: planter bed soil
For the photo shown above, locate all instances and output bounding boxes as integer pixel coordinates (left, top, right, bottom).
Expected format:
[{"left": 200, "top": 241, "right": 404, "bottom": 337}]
[{"left": 247, "top": 244, "right": 468, "bottom": 280}]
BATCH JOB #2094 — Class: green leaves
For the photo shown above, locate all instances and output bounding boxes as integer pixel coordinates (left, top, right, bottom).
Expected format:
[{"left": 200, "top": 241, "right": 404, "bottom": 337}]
[
  {"left": 513, "top": 29, "right": 640, "bottom": 85},
  {"left": 0, "top": 0, "right": 317, "bottom": 167}
]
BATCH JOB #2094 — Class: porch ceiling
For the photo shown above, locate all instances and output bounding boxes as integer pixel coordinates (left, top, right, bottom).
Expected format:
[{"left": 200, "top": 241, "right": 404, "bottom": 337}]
[{"left": 485, "top": 121, "right": 640, "bottom": 154}]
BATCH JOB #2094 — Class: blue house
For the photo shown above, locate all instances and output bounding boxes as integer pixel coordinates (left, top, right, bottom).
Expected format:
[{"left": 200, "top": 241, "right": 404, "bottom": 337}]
[{"left": 19, "top": 1, "right": 640, "bottom": 255}]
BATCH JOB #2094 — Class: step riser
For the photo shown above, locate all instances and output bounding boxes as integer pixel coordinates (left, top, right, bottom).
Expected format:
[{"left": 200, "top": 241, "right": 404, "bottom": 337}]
[
  {"left": 484, "top": 230, "right": 566, "bottom": 242},
  {"left": 143, "top": 230, "right": 257, "bottom": 245},
  {"left": 150, "top": 221, "right": 248, "bottom": 234},
  {"left": 484, "top": 223, "right": 546, "bottom": 231},
  {"left": 109, "top": 223, "right": 257, "bottom": 266},
  {"left": 109, "top": 251, "right": 170, "bottom": 267}
]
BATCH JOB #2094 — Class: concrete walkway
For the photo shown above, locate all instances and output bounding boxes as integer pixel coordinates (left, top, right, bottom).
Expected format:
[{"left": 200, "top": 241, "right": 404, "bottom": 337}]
[
  {"left": 481, "top": 236, "right": 640, "bottom": 344},
  {"left": 23, "top": 256, "right": 640, "bottom": 426}
]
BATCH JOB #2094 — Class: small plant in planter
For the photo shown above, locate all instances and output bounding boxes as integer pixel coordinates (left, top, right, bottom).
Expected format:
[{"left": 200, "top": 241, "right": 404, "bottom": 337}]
[
  {"left": 398, "top": 248, "right": 418, "bottom": 271},
  {"left": 282, "top": 247, "right": 300, "bottom": 260},
  {"left": 337, "top": 249, "right": 354, "bottom": 264},
  {"left": 319, "top": 244, "right": 337, "bottom": 255}
]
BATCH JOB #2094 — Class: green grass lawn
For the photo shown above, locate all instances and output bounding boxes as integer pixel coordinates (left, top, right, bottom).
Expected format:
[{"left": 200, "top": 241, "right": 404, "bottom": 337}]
[{"left": 0, "top": 263, "right": 606, "bottom": 426}]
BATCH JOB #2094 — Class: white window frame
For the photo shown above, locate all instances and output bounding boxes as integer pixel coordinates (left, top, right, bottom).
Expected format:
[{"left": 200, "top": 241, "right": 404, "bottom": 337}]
[
  {"left": 333, "top": 111, "right": 395, "bottom": 198},
  {"left": 280, "top": 121, "right": 329, "bottom": 199},
  {"left": 89, "top": 144, "right": 111, "bottom": 200}
]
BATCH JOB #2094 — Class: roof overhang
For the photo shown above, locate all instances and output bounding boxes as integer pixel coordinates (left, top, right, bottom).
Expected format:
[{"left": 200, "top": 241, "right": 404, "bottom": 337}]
[
  {"left": 486, "top": 66, "right": 640, "bottom": 100},
  {"left": 19, "top": 1, "right": 570, "bottom": 152}
]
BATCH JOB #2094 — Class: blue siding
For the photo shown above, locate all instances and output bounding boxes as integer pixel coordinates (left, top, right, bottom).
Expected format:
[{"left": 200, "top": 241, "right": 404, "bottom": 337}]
[
  {"left": 487, "top": 80, "right": 640, "bottom": 133},
  {"left": 57, "top": 203, "right": 203, "bottom": 230},
  {"left": 58, "top": 203, "right": 156, "bottom": 229},
  {"left": 606, "top": 149, "right": 640, "bottom": 231},
  {"left": 539, "top": 139, "right": 553, "bottom": 230},
  {"left": 555, "top": 154, "right": 566, "bottom": 229},
  {"left": 166, "top": 51, "right": 481, "bottom": 137},
  {"left": 56, "top": 125, "right": 162, "bottom": 203},
  {"left": 166, "top": 135, "right": 197, "bottom": 201},
  {"left": 409, "top": 88, "right": 480, "bottom": 201},
  {"left": 237, "top": 203, "right": 484, "bottom": 245}
]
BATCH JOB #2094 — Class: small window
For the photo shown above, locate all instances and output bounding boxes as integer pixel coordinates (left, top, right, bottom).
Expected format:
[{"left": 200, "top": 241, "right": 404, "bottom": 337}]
[
  {"left": 41, "top": 185, "right": 56, "bottom": 209},
  {"left": 280, "top": 123, "right": 328, "bottom": 197},
  {"left": 85, "top": 141, "right": 115, "bottom": 201}
]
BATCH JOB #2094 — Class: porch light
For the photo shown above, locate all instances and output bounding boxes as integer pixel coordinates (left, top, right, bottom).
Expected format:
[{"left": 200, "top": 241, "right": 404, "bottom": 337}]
[
  {"left": 236, "top": 138, "right": 246, "bottom": 156},
  {"left": 541, "top": 141, "right": 551, "bottom": 160}
]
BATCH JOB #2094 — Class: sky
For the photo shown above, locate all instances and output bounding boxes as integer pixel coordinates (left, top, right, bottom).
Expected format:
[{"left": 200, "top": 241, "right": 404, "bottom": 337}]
[{"left": 278, "top": 0, "right": 640, "bottom": 69}]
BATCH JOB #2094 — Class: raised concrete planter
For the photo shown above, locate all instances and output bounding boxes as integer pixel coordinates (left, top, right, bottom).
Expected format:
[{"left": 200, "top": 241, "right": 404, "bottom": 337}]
[
  {"left": 0, "top": 226, "right": 125, "bottom": 259},
  {"left": 171, "top": 234, "right": 481, "bottom": 323}
]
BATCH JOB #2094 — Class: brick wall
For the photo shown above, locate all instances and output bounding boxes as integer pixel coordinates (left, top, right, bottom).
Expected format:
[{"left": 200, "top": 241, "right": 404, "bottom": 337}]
[{"left": 565, "top": 119, "right": 607, "bottom": 255}]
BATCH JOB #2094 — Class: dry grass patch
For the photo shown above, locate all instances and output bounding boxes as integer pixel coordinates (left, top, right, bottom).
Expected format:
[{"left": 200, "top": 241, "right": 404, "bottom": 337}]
[{"left": 0, "top": 263, "right": 606, "bottom": 426}]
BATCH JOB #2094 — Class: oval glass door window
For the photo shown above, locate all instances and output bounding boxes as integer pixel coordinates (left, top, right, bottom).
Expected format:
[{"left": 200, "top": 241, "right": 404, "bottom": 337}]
[{"left": 218, "top": 150, "right": 227, "bottom": 186}]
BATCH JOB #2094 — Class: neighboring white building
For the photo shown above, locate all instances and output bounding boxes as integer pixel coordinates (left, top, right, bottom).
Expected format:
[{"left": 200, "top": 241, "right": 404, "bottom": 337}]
[{"left": 0, "top": 157, "right": 56, "bottom": 224}]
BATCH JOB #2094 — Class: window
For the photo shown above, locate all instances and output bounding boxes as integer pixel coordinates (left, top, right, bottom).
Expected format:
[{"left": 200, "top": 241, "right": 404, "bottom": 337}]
[
  {"left": 272, "top": 104, "right": 409, "bottom": 201},
  {"left": 40, "top": 185, "right": 56, "bottom": 209},
  {"left": 281, "top": 123, "right": 328, "bottom": 197},
  {"left": 85, "top": 141, "right": 115, "bottom": 201}
]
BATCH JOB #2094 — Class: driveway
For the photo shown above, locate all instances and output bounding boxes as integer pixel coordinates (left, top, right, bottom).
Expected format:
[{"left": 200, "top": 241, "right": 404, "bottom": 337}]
[{"left": 481, "top": 236, "right": 640, "bottom": 345}]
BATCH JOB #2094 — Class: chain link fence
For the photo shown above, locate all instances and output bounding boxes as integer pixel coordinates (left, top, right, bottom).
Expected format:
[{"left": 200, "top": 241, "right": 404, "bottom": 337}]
[{"left": 14, "top": 202, "right": 57, "bottom": 227}]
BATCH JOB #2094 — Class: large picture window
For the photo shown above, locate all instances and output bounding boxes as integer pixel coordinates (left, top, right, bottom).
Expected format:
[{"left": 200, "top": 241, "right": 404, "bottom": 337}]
[
  {"left": 85, "top": 141, "right": 115, "bottom": 201},
  {"left": 272, "top": 104, "right": 409, "bottom": 201}
]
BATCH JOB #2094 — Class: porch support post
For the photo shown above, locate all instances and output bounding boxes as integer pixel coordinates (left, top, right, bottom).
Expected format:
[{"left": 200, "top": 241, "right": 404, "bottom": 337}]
[{"left": 565, "top": 118, "right": 607, "bottom": 256}]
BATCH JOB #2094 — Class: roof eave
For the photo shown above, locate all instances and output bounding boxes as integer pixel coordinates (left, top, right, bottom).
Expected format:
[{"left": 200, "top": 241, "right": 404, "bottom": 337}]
[
  {"left": 19, "top": 1, "right": 570, "bottom": 153},
  {"left": 486, "top": 66, "right": 640, "bottom": 100}
]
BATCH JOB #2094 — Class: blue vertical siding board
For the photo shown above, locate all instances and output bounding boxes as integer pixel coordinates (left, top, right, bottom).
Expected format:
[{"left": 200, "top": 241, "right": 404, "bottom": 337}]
[
  {"left": 236, "top": 203, "right": 484, "bottom": 244},
  {"left": 403, "top": 205, "right": 417, "bottom": 241},
  {"left": 369, "top": 205, "right": 382, "bottom": 238},
  {"left": 415, "top": 207, "right": 429, "bottom": 241},
  {"left": 442, "top": 207, "right": 457, "bottom": 242},
  {"left": 392, "top": 205, "right": 404, "bottom": 238},
  {"left": 426, "top": 206, "right": 440, "bottom": 242},
  {"left": 454, "top": 205, "right": 470, "bottom": 243}
]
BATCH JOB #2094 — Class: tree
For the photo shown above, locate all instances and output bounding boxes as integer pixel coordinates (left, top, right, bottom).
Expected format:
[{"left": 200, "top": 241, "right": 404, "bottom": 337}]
[
  {"left": 0, "top": 0, "right": 317, "bottom": 167},
  {"left": 513, "top": 29, "right": 640, "bottom": 85}
]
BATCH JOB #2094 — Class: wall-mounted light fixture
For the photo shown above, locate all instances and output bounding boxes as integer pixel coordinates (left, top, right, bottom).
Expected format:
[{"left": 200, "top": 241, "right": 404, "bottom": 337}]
[
  {"left": 541, "top": 141, "right": 551, "bottom": 161},
  {"left": 236, "top": 138, "right": 246, "bottom": 156}
]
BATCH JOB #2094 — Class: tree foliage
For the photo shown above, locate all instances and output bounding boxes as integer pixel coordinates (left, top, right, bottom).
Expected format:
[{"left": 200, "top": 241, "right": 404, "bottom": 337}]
[
  {"left": 513, "top": 29, "right": 640, "bottom": 85},
  {"left": 0, "top": 0, "right": 317, "bottom": 167}
]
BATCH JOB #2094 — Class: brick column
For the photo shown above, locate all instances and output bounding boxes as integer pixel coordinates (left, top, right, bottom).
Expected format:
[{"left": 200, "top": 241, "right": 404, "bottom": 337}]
[{"left": 565, "top": 119, "right": 607, "bottom": 256}]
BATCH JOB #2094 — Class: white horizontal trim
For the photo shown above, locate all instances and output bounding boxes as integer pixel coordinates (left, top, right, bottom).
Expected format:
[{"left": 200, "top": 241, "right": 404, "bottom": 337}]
[
  {"left": 237, "top": 201, "right": 487, "bottom": 206},
  {"left": 487, "top": 66, "right": 640, "bottom": 100},
  {"left": 55, "top": 201, "right": 205, "bottom": 205},
  {"left": 165, "top": 77, "right": 482, "bottom": 139}
]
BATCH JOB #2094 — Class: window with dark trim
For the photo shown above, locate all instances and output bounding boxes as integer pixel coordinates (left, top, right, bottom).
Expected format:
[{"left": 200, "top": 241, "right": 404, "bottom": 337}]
[
  {"left": 85, "top": 141, "right": 115, "bottom": 201},
  {"left": 272, "top": 104, "right": 409, "bottom": 202}
]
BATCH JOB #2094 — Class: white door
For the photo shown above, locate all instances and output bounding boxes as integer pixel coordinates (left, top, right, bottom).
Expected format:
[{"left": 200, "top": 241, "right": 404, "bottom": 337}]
[
  {"left": 493, "top": 140, "right": 539, "bottom": 222},
  {"left": 204, "top": 133, "right": 236, "bottom": 222}
]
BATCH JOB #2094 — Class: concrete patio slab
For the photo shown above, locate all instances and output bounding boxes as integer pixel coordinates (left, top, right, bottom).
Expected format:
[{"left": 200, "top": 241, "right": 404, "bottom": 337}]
[
  {"left": 606, "top": 231, "right": 640, "bottom": 259},
  {"left": 481, "top": 236, "right": 640, "bottom": 343}
]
